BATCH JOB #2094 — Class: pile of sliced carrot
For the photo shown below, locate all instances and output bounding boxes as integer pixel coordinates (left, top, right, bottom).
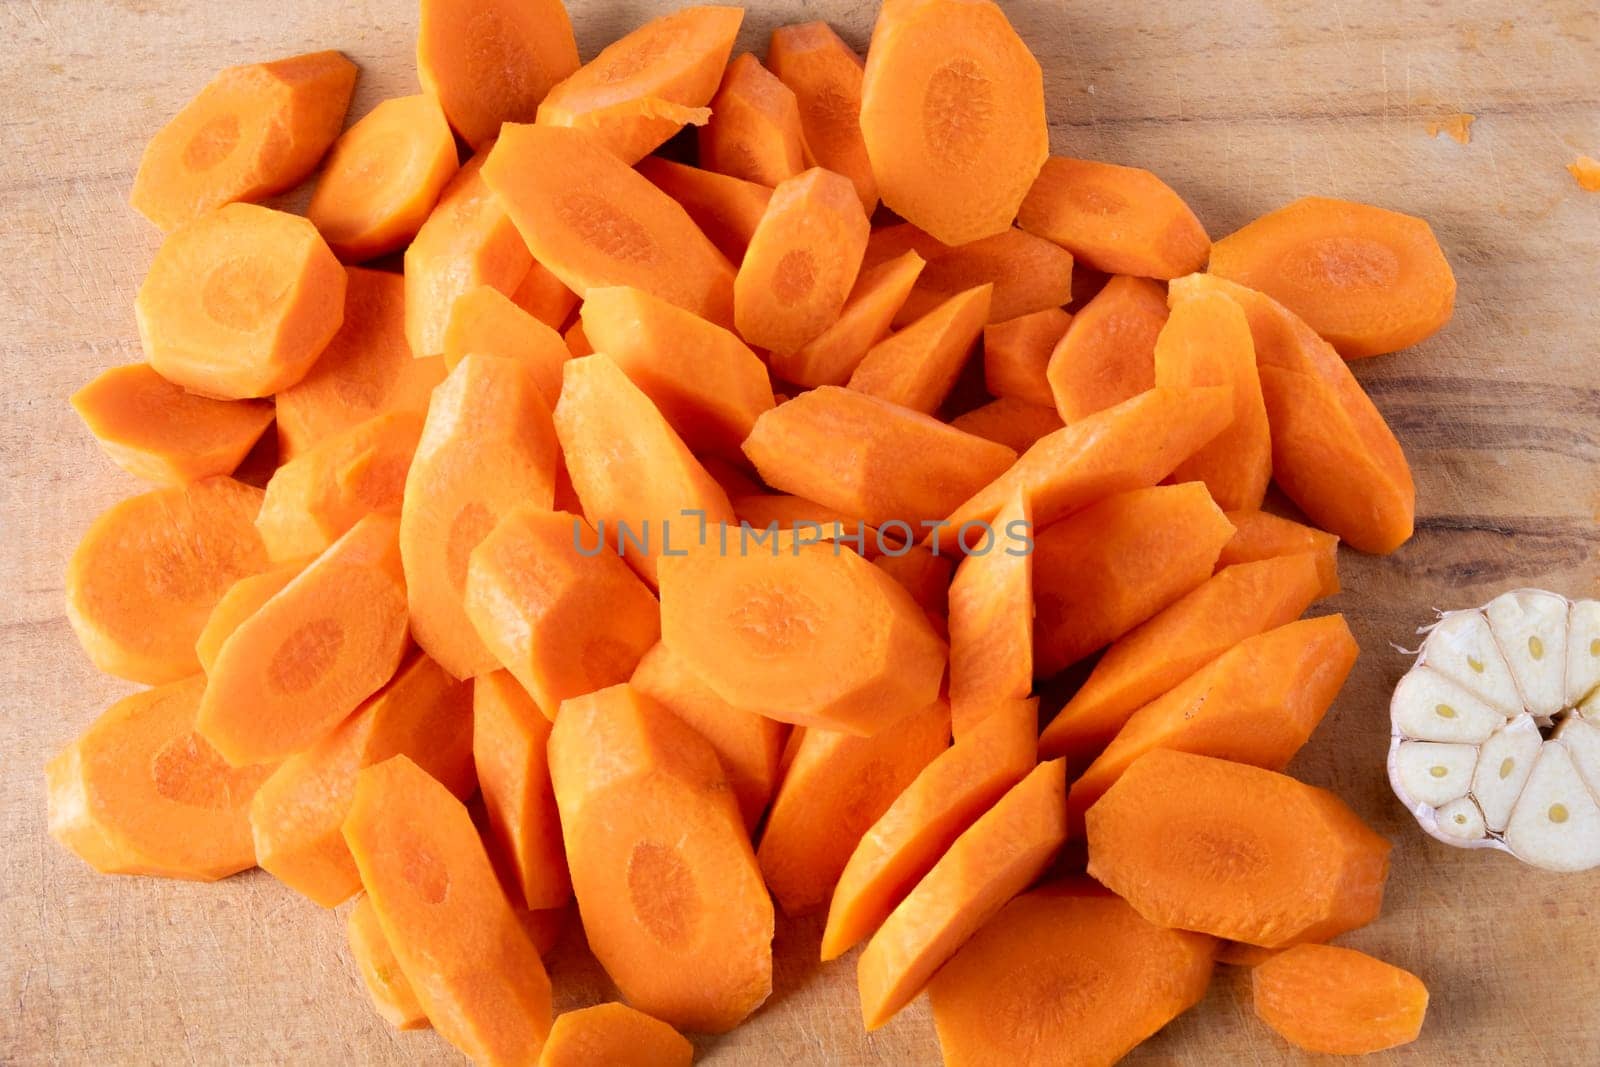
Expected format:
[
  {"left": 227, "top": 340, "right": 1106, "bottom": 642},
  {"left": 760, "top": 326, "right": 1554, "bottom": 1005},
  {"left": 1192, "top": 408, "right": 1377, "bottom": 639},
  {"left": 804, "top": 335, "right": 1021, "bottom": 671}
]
[{"left": 51, "top": 1, "right": 1459, "bottom": 1061}]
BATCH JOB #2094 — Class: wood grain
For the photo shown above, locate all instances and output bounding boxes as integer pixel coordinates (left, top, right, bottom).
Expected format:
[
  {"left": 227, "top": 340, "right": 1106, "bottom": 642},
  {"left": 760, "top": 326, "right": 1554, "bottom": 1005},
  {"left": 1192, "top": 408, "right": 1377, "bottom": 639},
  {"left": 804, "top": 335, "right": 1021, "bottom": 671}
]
[{"left": 2, "top": 0, "right": 1597, "bottom": 1063}]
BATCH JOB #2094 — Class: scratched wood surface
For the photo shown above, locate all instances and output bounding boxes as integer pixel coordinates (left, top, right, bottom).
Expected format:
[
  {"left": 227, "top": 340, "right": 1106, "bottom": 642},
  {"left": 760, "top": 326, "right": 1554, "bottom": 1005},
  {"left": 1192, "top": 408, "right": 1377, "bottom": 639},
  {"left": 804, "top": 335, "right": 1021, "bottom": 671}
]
[{"left": 2, "top": 0, "right": 1598, "bottom": 1063}]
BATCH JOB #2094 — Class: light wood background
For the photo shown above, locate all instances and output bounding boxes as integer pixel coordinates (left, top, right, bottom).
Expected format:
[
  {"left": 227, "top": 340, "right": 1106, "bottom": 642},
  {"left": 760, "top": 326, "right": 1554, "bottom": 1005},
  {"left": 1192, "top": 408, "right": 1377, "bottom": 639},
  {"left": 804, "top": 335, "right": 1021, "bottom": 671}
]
[{"left": 3, "top": 0, "right": 1597, "bottom": 1063}]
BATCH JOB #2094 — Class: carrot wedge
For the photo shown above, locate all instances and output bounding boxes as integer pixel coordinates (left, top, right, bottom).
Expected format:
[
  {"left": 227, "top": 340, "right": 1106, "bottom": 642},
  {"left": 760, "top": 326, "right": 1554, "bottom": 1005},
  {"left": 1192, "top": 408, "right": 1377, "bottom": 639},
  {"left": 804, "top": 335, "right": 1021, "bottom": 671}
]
[
  {"left": 442, "top": 285, "right": 570, "bottom": 406},
  {"left": 1046, "top": 275, "right": 1167, "bottom": 422},
  {"left": 344, "top": 755, "right": 553, "bottom": 1065},
  {"left": 700, "top": 54, "right": 807, "bottom": 187},
  {"left": 767, "top": 22, "right": 878, "bottom": 212},
  {"left": 848, "top": 283, "right": 992, "bottom": 414},
  {"left": 857, "top": 758, "right": 1068, "bottom": 1030},
  {"left": 348, "top": 894, "right": 430, "bottom": 1031},
  {"left": 1218, "top": 509, "right": 1341, "bottom": 597},
  {"left": 948, "top": 491, "right": 1034, "bottom": 736},
  {"left": 475, "top": 671, "right": 571, "bottom": 910},
  {"left": 892, "top": 226, "right": 1074, "bottom": 326},
  {"left": 539, "top": 1003, "right": 693, "bottom": 1067},
  {"left": 195, "top": 559, "right": 307, "bottom": 674},
  {"left": 636, "top": 158, "right": 773, "bottom": 263},
  {"left": 948, "top": 397, "right": 1064, "bottom": 453},
  {"left": 983, "top": 307, "right": 1070, "bottom": 408},
  {"left": 768, "top": 249, "right": 925, "bottom": 387},
  {"left": 1253, "top": 944, "right": 1429, "bottom": 1054}
]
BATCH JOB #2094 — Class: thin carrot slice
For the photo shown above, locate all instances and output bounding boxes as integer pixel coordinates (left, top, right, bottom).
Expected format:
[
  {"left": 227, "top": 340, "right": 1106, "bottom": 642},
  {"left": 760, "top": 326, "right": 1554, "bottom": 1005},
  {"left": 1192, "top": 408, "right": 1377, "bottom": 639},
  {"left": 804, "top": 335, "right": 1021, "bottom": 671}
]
[
  {"left": 699, "top": 54, "right": 807, "bottom": 187},
  {"left": 1171, "top": 273, "right": 1415, "bottom": 553},
  {"left": 1218, "top": 509, "right": 1341, "bottom": 597},
  {"left": 400, "top": 354, "right": 560, "bottom": 679},
  {"left": 928, "top": 882, "right": 1217, "bottom": 1066},
  {"left": 483, "top": 123, "right": 736, "bottom": 327},
  {"left": 198, "top": 514, "right": 409, "bottom": 765},
  {"left": 636, "top": 157, "right": 773, "bottom": 264},
  {"left": 442, "top": 285, "right": 570, "bottom": 405},
  {"left": 947, "top": 397, "right": 1064, "bottom": 453},
  {"left": 71, "top": 363, "right": 274, "bottom": 485},
  {"left": 1019, "top": 156, "right": 1211, "bottom": 279},
  {"left": 768, "top": 249, "right": 926, "bottom": 387},
  {"left": 948, "top": 491, "right": 1034, "bottom": 736},
  {"left": 823, "top": 697, "right": 1036, "bottom": 960},
  {"left": 251, "top": 652, "right": 474, "bottom": 906},
  {"left": 857, "top": 758, "right": 1068, "bottom": 1029},
  {"left": 758, "top": 700, "right": 952, "bottom": 915},
  {"left": 874, "top": 544, "right": 954, "bottom": 635},
  {"left": 130, "top": 51, "right": 357, "bottom": 231},
  {"left": 1085, "top": 749, "right": 1392, "bottom": 948},
  {"left": 46, "top": 677, "right": 276, "bottom": 880},
  {"left": 348, "top": 894, "right": 430, "bottom": 1030},
  {"left": 195, "top": 558, "right": 308, "bottom": 675},
  {"left": 66, "top": 477, "right": 267, "bottom": 684},
  {"left": 1039, "top": 554, "right": 1327, "bottom": 764},
  {"left": 465, "top": 506, "right": 661, "bottom": 718},
  {"left": 343, "top": 755, "right": 553, "bottom": 1065},
  {"left": 136, "top": 203, "right": 346, "bottom": 399},
  {"left": 418, "top": 0, "right": 579, "bottom": 148},
  {"left": 1045, "top": 275, "right": 1167, "bottom": 422},
  {"left": 983, "top": 307, "right": 1070, "bottom": 408},
  {"left": 539, "top": 1003, "right": 693, "bottom": 1067},
  {"left": 511, "top": 260, "right": 579, "bottom": 330},
  {"left": 475, "top": 670, "right": 572, "bottom": 910},
  {"left": 767, "top": 22, "right": 877, "bottom": 212},
  {"left": 860, "top": 0, "right": 1047, "bottom": 245},
  {"left": 548, "top": 684, "right": 773, "bottom": 1033},
  {"left": 849, "top": 283, "right": 992, "bottom": 414},
  {"left": 1208, "top": 196, "right": 1456, "bottom": 359},
  {"left": 1253, "top": 944, "right": 1429, "bottom": 1054},
  {"left": 890, "top": 226, "right": 1074, "bottom": 326}
]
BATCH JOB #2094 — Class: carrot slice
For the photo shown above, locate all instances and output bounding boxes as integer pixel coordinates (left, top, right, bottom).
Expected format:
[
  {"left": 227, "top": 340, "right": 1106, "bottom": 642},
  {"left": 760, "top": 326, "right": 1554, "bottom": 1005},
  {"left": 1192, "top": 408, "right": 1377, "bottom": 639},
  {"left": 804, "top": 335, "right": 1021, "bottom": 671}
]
[
  {"left": 874, "top": 544, "right": 954, "bottom": 635},
  {"left": 465, "top": 505, "right": 661, "bottom": 718},
  {"left": 1171, "top": 273, "right": 1415, "bottom": 553},
  {"left": 1253, "top": 944, "right": 1429, "bottom": 1054},
  {"left": 758, "top": 701, "right": 952, "bottom": 915},
  {"left": 417, "top": 0, "right": 579, "bottom": 149},
  {"left": 857, "top": 758, "right": 1068, "bottom": 1029},
  {"left": 483, "top": 123, "right": 736, "bottom": 327},
  {"left": 136, "top": 203, "right": 346, "bottom": 399},
  {"left": 46, "top": 676, "right": 276, "bottom": 880},
  {"left": 823, "top": 697, "right": 1035, "bottom": 960},
  {"left": 198, "top": 514, "right": 409, "bottom": 765},
  {"left": 767, "top": 249, "right": 926, "bottom": 387},
  {"left": 735, "top": 168, "right": 871, "bottom": 352},
  {"left": 849, "top": 283, "right": 992, "bottom": 414},
  {"left": 442, "top": 285, "right": 570, "bottom": 405},
  {"left": 1208, "top": 196, "right": 1456, "bottom": 359},
  {"left": 630, "top": 642, "right": 789, "bottom": 833},
  {"left": 745, "top": 386, "right": 1017, "bottom": 529},
  {"left": 1034, "top": 483, "right": 1235, "bottom": 675},
  {"left": 548, "top": 684, "right": 773, "bottom": 1032},
  {"left": 343, "top": 755, "right": 553, "bottom": 1065},
  {"left": 1085, "top": 749, "right": 1392, "bottom": 948},
  {"left": 948, "top": 491, "right": 1034, "bottom": 735},
  {"left": 348, "top": 894, "right": 430, "bottom": 1030},
  {"left": 1045, "top": 274, "right": 1167, "bottom": 422},
  {"left": 890, "top": 226, "right": 1074, "bottom": 326},
  {"left": 130, "top": 50, "right": 357, "bottom": 231},
  {"left": 860, "top": 0, "right": 1047, "bottom": 245},
  {"left": 580, "top": 286, "right": 774, "bottom": 458},
  {"left": 1067, "top": 615, "right": 1359, "bottom": 831},
  {"left": 539, "top": 1003, "right": 693, "bottom": 1067},
  {"left": 1019, "top": 156, "right": 1211, "bottom": 279},
  {"left": 1219, "top": 509, "right": 1341, "bottom": 597},
  {"left": 195, "top": 558, "right": 308, "bottom": 675},
  {"left": 475, "top": 670, "right": 572, "bottom": 910},
  {"left": 71, "top": 363, "right": 274, "bottom": 484},
  {"left": 928, "top": 882, "right": 1217, "bottom": 1066},
  {"left": 700, "top": 54, "right": 807, "bottom": 187},
  {"left": 982, "top": 307, "right": 1070, "bottom": 408},
  {"left": 400, "top": 354, "right": 560, "bottom": 679},
  {"left": 659, "top": 540, "right": 948, "bottom": 736},
  {"left": 767, "top": 22, "right": 878, "bottom": 212},
  {"left": 66, "top": 477, "right": 267, "bottom": 684},
  {"left": 251, "top": 652, "right": 474, "bottom": 906},
  {"left": 1039, "top": 554, "right": 1327, "bottom": 764},
  {"left": 636, "top": 157, "right": 773, "bottom": 263},
  {"left": 948, "top": 397, "right": 1064, "bottom": 453},
  {"left": 536, "top": 5, "right": 744, "bottom": 164}
]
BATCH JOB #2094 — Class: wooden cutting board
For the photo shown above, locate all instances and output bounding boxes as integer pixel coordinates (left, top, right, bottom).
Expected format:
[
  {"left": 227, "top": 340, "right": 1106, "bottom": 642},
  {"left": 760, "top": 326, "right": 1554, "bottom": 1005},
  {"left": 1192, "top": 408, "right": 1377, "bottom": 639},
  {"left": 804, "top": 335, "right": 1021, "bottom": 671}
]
[{"left": 2, "top": 0, "right": 1596, "bottom": 1062}]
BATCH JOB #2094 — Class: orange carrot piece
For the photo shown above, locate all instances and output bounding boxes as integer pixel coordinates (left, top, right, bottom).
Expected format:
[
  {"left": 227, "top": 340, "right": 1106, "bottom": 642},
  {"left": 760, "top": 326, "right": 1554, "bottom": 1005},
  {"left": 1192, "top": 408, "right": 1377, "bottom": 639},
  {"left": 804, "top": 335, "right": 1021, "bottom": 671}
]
[
  {"left": 539, "top": 1003, "right": 693, "bottom": 1067},
  {"left": 400, "top": 354, "right": 560, "bottom": 679},
  {"left": 465, "top": 506, "right": 661, "bottom": 718},
  {"left": 1253, "top": 944, "right": 1429, "bottom": 1054},
  {"left": 511, "top": 260, "right": 580, "bottom": 330},
  {"left": 1172, "top": 274, "right": 1415, "bottom": 553},
  {"left": 195, "top": 558, "right": 307, "bottom": 675},
  {"left": 1019, "top": 156, "right": 1211, "bottom": 279},
  {"left": 344, "top": 755, "right": 553, "bottom": 1065},
  {"left": 1569, "top": 155, "right": 1600, "bottom": 191},
  {"left": 767, "top": 21, "right": 877, "bottom": 212},
  {"left": 948, "top": 491, "right": 1034, "bottom": 736},
  {"left": 251, "top": 652, "right": 474, "bottom": 906},
  {"left": 46, "top": 677, "right": 276, "bottom": 880},
  {"left": 1085, "top": 749, "right": 1392, "bottom": 948},
  {"left": 982, "top": 307, "right": 1071, "bottom": 408},
  {"left": 860, "top": 0, "right": 1047, "bottom": 245},
  {"left": 417, "top": 0, "right": 579, "bottom": 149},
  {"left": 563, "top": 318, "right": 593, "bottom": 358},
  {"left": 823, "top": 697, "right": 1036, "bottom": 960},
  {"left": 767, "top": 249, "right": 926, "bottom": 387},
  {"left": 1208, "top": 196, "right": 1456, "bottom": 359},
  {"left": 66, "top": 477, "right": 267, "bottom": 684},
  {"left": 928, "top": 882, "right": 1217, "bottom": 1066},
  {"left": 548, "top": 684, "right": 773, "bottom": 1033},
  {"left": 136, "top": 203, "right": 346, "bottom": 399},
  {"left": 1039, "top": 554, "right": 1327, "bottom": 764},
  {"left": 744, "top": 386, "right": 1017, "bottom": 529},
  {"left": 874, "top": 544, "right": 954, "bottom": 634},
  {"left": 348, "top": 894, "right": 431, "bottom": 1030},
  {"left": 1045, "top": 275, "right": 1167, "bottom": 423},
  {"left": 1219, "top": 509, "right": 1341, "bottom": 597},
  {"left": 891, "top": 226, "right": 1074, "bottom": 327},
  {"left": 580, "top": 286, "right": 774, "bottom": 458},
  {"left": 700, "top": 54, "right": 807, "bottom": 187},
  {"left": 1067, "top": 615, "right": 1359, "bottom": 831},
  {"left": 636, "top": 157, "right": 773, "bottom": 264},
  {"left": 849, "top": 283, "right": 992, "bottom": 414},
  {"left": 130, "top": 51, "right": 357, "bottom": 231},
  {"left": 858, "top": 758, "right": 1068, "bottom": 1029},
  {"left": 731, "top": 493, "right": 879, "bottom": 553},
  {"left": 72, "top": 364, "right": 274, "bottom": 484},
  {"left": 484, "top": 123, "right": 736, "bottom": 327},
  {"left": 948, "top": 397, "right": 1065, "bottom": 454},
  {"left": 536, "top": 6, "right": 744, "bottom": 164},
  {"left": 442, "top": 285, "right": 570, "bottom": 405},
  {"left": 759, "top": 701, "right": 952, "bottom": 915},
  {"left": 475, "top": 670, "right": 571, "bottom": 910}
]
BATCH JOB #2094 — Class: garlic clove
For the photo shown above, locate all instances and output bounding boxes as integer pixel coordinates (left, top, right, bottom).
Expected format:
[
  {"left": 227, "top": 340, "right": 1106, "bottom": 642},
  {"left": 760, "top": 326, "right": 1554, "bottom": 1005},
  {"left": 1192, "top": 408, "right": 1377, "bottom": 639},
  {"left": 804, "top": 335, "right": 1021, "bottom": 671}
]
[
  {"left": 1420, "top": 608, "right": 1522, "bottom": 716},
  {"left": 1502, "top": 741, "right": 1600, "bottom": 872},
  {"left": 1469, "top": 714, "right": 1542, "bottom": 833},
  {"left": 1555, "top": 714, "right": 1600, "bottom": 799},
  {"left": 1390, "top": 665, "right": 1507, "bottom": 744},
  {"left": 1392, "top": 740, "right": 1478, "bottom": 808},
  {"left": 1433, "top": 796, "right": 1488, "bottom": 842},
  {"left": 1485, "top": 589, "right": 1570, "bottom": 719},
  {"left": 1565, "top": 599, "right": 1600, "bottom": 708}
]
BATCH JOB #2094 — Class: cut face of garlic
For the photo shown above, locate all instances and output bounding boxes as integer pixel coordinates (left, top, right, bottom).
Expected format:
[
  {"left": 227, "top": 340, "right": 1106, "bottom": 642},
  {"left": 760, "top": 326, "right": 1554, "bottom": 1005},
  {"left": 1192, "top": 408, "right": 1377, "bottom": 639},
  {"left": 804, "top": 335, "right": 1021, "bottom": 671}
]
[{"left": 1389, "top": 589, "right": 1600, "bottom": 871}]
